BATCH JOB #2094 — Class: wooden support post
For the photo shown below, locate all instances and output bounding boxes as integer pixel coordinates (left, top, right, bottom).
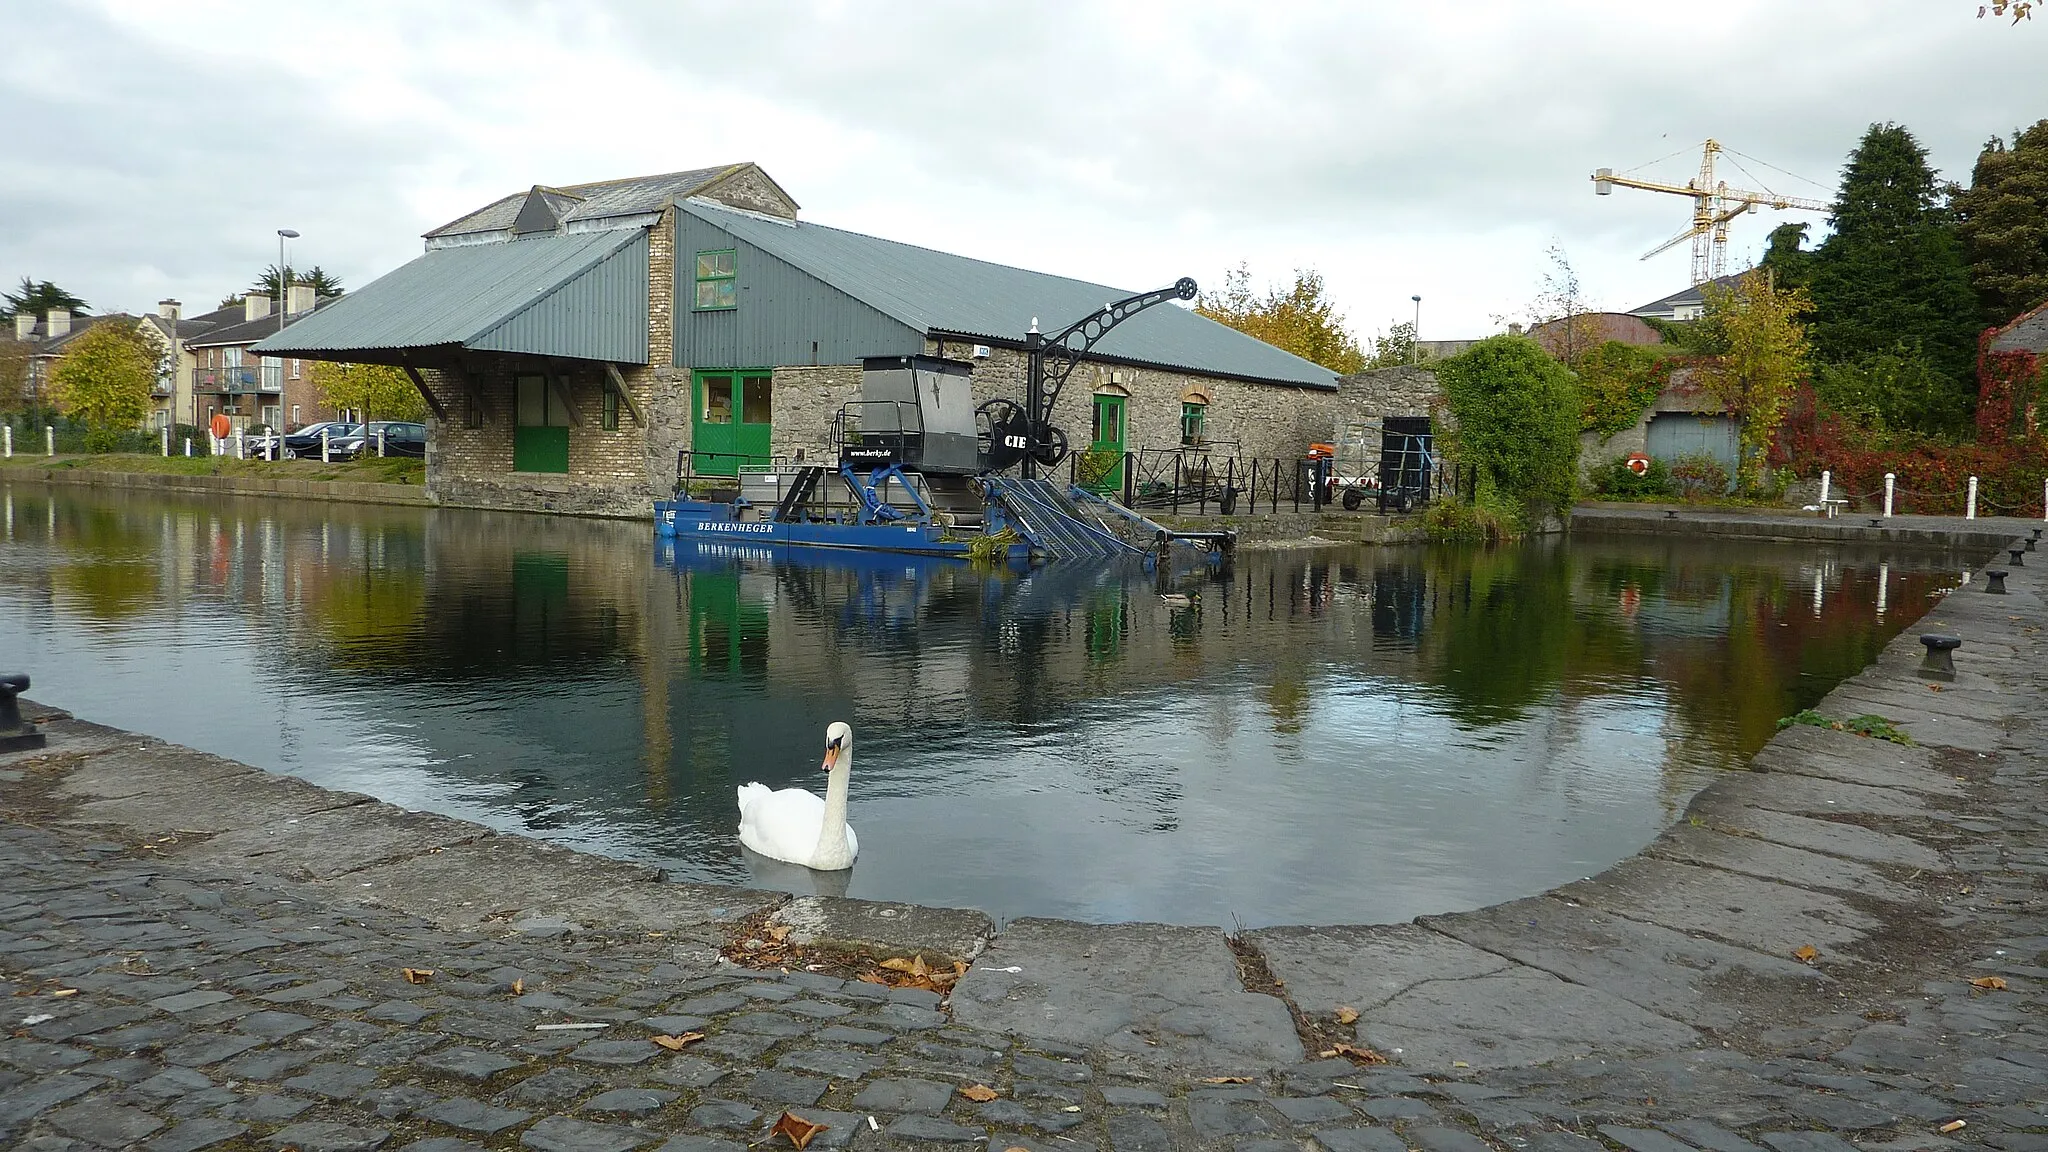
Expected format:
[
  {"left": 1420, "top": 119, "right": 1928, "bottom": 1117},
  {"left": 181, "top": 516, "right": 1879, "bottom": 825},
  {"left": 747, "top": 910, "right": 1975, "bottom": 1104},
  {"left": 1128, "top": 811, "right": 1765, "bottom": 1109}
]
[
  {"left": 399, "top": 363, "right": 450, "bottom": 423},
  {"left": 603, "top": 363, "right": 645, "bottom": 426},
  {"left": 545, "top": 369, "right": 584, "bottom": 426}
]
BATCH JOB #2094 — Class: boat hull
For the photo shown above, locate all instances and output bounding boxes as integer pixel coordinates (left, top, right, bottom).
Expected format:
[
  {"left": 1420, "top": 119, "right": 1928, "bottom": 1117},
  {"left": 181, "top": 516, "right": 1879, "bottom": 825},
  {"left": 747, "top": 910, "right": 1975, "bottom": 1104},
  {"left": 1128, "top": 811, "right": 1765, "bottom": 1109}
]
[{"left": 655, "top": 500, "right": 1027, "bottom": 562}]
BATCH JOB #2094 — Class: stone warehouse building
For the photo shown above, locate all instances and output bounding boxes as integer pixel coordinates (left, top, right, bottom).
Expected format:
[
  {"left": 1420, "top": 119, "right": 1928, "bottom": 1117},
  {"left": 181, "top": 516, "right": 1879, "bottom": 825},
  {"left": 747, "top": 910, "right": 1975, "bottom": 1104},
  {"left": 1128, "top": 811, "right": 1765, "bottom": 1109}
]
[{"left": 257, "top": 163, "right": 1386, "bottom": 516}]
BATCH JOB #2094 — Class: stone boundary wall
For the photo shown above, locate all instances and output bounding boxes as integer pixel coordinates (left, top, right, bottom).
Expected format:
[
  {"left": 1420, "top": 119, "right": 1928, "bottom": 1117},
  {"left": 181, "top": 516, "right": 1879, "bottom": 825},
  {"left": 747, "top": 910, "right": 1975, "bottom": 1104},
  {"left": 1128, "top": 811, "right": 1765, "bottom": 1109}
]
[{"left": 0, "top": 466, "right": 433, "bottom": 507}]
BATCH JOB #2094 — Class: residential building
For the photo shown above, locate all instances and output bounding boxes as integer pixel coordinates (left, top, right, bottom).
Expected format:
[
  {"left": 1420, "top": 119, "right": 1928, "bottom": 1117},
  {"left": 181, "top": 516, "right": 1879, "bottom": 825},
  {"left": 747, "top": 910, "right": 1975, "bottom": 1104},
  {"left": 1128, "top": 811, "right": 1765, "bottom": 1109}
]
[
  {"left": 187, "top": 287, "right": 334, "bottom": 434},
  {"left": 1625, "top": 275, "right": 1744, "bottom": 322},
  {"left": 258, "top": 163, "right": 1388, "bottom": 516},
  {"left": 3, "top": 309, "right": 136, "bottom": 417}
]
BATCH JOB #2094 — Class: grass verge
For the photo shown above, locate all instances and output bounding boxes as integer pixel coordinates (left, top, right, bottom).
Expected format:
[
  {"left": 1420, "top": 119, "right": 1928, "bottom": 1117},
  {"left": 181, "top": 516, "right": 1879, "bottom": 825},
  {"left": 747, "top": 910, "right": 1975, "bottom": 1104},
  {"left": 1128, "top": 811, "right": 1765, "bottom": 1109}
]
[{"left": 0, "top": 452, "right": 424, "bottom": 485}]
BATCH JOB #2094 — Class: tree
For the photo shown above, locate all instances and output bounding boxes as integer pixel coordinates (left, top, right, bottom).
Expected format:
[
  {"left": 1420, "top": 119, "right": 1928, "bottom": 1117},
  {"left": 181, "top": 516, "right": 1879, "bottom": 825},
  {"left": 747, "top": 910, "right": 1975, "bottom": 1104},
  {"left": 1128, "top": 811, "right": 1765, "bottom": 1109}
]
[
  {"left": 1196, "top": 265, "right": 1367, "bottom": 374},
  {"left": 1, "top": 277, "right": 90, "bottom": 321},
  {"left": 311, "top": 361, "right": 427, "bottom": 424},
  {"left": 1806, "top": 123, "right": 1981, "bottom": 420},
  {"left": 1815, "top": 349, "right": 1969, "bottom": 434},
  {"left": 1365, "top": 321, "right": 1420, "bottom": 368},
  {"left": 1759, "top": 223, "right": 1817, "bottom": 296},
  {"left": 1434, "top": 334, "right": 1582, "bottom": 528},
  {"left": 1695, "top": 270, "right": 1812, "bottom": 489},
  {"left": 1954, "top": 119, "right": 2048, "bottom": 326},
  {"left": 48, "top": 323, "right": 155, "bottom": 446},
  {"left": 1524, "top": 245, "right": 1604, "bottom": 366}
]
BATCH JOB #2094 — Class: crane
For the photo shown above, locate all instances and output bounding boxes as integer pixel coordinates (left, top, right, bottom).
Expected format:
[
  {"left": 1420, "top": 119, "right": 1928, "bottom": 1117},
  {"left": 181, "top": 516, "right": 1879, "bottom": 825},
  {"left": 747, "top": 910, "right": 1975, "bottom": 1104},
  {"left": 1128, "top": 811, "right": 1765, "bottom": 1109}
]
[{"left": 1592, "top": 139, "right": 1827, "bottom": 286}]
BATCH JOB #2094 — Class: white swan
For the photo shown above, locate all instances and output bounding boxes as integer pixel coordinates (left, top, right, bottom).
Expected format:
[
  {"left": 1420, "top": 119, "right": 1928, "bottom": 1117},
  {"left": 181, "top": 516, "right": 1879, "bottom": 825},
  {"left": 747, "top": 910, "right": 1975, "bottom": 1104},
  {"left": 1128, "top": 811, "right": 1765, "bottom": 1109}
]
[{"left": 737, "top": 721, "right": 859, "bottom": 870}]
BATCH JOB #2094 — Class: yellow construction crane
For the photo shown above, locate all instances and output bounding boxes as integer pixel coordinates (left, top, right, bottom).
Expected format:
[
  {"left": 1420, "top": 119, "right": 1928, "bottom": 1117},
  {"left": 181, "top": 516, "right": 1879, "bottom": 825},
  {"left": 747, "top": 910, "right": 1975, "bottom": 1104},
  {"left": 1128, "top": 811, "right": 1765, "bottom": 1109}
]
[{"left": 1592, "top": 139, "right": 1827, "bottom": 286}]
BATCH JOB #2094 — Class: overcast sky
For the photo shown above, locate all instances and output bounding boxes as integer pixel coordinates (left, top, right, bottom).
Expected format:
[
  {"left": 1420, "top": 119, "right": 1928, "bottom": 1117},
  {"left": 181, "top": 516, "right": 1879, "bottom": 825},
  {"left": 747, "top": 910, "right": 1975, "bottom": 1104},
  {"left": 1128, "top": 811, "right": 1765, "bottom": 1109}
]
[{"left": 4, "top": 2, "right": 2043, "bottom": 341}]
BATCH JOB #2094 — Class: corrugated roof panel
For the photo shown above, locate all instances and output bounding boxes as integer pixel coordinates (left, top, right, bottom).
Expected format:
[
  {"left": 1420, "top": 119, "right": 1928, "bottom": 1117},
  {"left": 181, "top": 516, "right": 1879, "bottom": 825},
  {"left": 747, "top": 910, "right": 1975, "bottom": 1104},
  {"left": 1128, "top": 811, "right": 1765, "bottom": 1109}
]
[
  {"left": 471, "top": 232, "right": 649, "bottom": 362},
  {"left": 252, "top": 229, "right": 642, "bottom": 360},
  {"left": 679, "top": 201, "right": 1337, "bottom": 388}
]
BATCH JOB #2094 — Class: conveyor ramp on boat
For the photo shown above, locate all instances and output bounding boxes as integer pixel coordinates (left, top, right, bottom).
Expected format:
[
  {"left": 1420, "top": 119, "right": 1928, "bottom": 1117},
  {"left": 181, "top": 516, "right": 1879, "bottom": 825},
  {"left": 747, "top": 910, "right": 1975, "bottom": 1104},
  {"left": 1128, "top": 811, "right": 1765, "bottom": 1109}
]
[{"left": 985, "top": 478, "right": 1145, "bottom": 561}]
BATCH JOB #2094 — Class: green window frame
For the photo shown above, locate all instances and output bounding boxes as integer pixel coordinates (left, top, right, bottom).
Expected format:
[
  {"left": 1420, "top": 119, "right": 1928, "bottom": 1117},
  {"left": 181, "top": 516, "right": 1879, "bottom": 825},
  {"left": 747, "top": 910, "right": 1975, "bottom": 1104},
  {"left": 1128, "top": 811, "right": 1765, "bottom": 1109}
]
[
  {"left": 601, "top": 386, "right": 620, "bottom": 431},
  {"left": 1180, "top": 401, "right": 1206, "bottom": 446},
  {"left": 694, "top": 249, "right": 737, "bottom": 310}
]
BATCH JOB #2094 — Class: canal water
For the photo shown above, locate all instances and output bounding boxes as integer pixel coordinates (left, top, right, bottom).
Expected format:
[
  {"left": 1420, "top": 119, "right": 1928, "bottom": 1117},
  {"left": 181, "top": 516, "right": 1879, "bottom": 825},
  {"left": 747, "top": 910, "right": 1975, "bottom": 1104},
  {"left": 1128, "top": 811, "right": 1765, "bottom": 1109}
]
[{"left": 0, "top": 483, "right": 1963, "bottom": 928}]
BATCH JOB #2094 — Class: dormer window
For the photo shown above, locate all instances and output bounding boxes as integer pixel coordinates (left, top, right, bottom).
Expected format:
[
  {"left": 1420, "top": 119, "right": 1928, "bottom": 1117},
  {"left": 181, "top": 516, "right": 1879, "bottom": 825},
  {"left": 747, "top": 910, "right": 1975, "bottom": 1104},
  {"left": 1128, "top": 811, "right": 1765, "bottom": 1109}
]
[{"left": 694, "top": 250, "right": 737, "bottom": 310}]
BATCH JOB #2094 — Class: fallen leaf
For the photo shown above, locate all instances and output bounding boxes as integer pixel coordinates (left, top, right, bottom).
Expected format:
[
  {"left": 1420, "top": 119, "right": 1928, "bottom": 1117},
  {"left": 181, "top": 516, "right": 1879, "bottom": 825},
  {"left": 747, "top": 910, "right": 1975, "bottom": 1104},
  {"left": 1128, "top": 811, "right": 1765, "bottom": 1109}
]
[
  {"left": 652, "top": 1032, "right": 706, "bottom": 1051},
  {"left": 770, "top": 1110, "right": 829, "bottom": 1150},
  {"left": 402, "top": 968, "right": 435, "bottom": 985},
  {"left": 50, "top": 989, "right": 78, "bottom": 998},
  {"left": 1940, "top": 1120, "right": 1967, "bottom": 1133},
  {"left": 1451, "top": 1060, "right": 1470, "bottom": 1069},
  {"left": 1201, "top": 1076, "right": 1253, "bottom": 1084},
  {"left": 1320, "top": 1042, "right": 1389, "bottom": 1065},
  {"left": 1793, "top": 945, "right": 1819, "bottom": 964},
  {"left": 1335, "top": 1005, "right": 1360, "bottom": 1025},
  {"left": 511, "top": 978, "right": 525, "bottom": 996},
  {"left": 765, "top": 923, "right": 792, "bottom": 944},
  {"left": 856, "top": 972, "right": 890, "bottom": 986},
  {"left": 960, "top": 1084, "right": 999, "bottom": 1102},
  {"left": 1969, "top": 976, "right": 2008, "bottom": 990},
  {"left": 1928, "top": 684, "right": 1944, "bottom": 693},
  {"left": 1006, "top": 1147, "right": 1033, "bottom": 1152}
]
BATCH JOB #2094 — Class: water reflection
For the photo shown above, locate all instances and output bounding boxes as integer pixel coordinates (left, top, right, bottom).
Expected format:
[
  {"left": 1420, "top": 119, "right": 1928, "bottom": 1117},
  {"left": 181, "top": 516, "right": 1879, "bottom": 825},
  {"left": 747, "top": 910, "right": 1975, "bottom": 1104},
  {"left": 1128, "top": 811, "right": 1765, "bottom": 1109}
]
[{"left": 0, "top": 484, "right": 1963, "bottom": 927}]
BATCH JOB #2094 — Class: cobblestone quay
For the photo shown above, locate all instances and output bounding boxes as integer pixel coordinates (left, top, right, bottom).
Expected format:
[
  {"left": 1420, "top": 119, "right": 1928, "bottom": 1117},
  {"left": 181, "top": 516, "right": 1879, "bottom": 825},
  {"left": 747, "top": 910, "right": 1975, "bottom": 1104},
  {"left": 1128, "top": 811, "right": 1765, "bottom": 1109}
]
[{"left": 2, "top": 514, "right": 2043, "bottom": 1151}]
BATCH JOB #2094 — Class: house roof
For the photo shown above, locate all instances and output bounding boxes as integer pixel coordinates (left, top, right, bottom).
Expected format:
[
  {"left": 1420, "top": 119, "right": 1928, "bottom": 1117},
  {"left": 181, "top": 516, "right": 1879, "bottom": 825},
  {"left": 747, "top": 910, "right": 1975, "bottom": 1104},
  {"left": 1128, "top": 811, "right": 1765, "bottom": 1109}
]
[
  {"left": 1989, "top": 298, "right": 2048, "bottom": 354},
  {"left": 250, "top": 228, "right": 650, "bottom": 365},
  {"left": 186, "top": 298, "right": 343, "bottom": 350},
  {"left": 681, "top": 199, "right": 1338, "bottom": 388},
  {"left": 1626, "top": 274, "right": 1744, "bottom": 317},
  {"left": 6, "top": 312, "right": 129, "bottom": 354},
  {"left": 425, "top": 165, "right": 779, "bottom": 239}
]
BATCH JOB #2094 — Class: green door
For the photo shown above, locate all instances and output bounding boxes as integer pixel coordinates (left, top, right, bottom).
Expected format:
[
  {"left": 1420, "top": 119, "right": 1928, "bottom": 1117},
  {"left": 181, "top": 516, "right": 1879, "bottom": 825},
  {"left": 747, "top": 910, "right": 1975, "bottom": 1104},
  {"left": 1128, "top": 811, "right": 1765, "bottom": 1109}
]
[
  {"left": 1087, "top": 393, "right": 1127, "bottom": 492},
  {"left": 691, "top": 370, "right": 773, "bottom": 477},
  {"left": 514, "top": 374, "right": 570, "bottom": 473}
]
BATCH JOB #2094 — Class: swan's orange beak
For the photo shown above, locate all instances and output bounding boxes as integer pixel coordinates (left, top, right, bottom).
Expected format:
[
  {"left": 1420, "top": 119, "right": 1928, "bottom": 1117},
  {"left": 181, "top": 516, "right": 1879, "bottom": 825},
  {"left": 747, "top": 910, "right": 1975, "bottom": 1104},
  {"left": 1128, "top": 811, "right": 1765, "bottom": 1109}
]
[{"left": 821, "top": 744, "right": 840, "bottom": 773}]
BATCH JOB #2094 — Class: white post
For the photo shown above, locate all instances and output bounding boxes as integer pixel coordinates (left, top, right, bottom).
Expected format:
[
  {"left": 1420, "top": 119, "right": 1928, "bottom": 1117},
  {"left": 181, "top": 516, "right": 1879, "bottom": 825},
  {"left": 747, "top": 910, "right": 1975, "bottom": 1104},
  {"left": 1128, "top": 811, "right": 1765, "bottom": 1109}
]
[
  {"left": 320, "top": 428, "right": 330, "bottom": 462},
  {"left": 1966, "top": 476, "right": 1978, "bottom": 520},
  {"left": 161, "top": 425, "right": 170, "bottom": 457},
  {"left": 1883, "top": 472, "right": 1895, "bottom": 518},
  {"left": 1817, "top": 469, "right": 1830, "bottom": 510},
  {"left": 377, "top": 427, "right": 386, "bottom": 458},
  {"left": 3, "top": 425, "right": 10, "bottom": 458},
  {"left": 183, "top": 437, "right": 192, "bottom": 457},
  {"left": 45, "top": 426, "right": 54, "bottom": 456},
  {"left": 235, "top": 433, "right": 244, "bottom": 460}
]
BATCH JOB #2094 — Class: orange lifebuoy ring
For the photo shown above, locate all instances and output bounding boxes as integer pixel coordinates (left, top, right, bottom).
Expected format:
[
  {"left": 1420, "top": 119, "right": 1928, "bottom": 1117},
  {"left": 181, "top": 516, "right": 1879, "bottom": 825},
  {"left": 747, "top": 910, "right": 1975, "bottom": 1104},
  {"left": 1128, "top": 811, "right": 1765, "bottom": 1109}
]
[
  {"left": 1625, "top": 452, "right": 1651, "bottom": 476},
  {"left": 210, "top": 413, "right": 232, "bottom": 440}
]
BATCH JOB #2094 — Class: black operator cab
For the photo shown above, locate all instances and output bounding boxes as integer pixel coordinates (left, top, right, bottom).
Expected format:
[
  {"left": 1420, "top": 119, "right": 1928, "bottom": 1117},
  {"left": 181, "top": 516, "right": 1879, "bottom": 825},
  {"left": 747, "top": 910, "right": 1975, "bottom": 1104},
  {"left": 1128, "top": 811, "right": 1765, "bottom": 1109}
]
[{"left": 835, "top": 355, "right": 982, "bottom": 475}]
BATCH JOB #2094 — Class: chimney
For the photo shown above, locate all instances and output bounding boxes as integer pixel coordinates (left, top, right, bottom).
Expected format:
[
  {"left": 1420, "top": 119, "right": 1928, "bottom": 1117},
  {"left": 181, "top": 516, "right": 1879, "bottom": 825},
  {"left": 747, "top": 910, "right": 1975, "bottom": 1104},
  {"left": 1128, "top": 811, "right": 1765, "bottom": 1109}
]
[
  {"left": 158, "top": 298, "right": 182, "bottom": 323},
  {"left": 1508, "top": 322, "right": 1524, "bottom": 336},
  {"left": 11, "top": 313, "right": 32, "bottom": 340},
  {"left": 287, "top": 284, "right": 316, "bottom": 317},
  {"left": 244, "top": 295, "right": 272, "bottom": 323},
  {"left": 47, "top": 309, "right": 71, "bottom": 338}
]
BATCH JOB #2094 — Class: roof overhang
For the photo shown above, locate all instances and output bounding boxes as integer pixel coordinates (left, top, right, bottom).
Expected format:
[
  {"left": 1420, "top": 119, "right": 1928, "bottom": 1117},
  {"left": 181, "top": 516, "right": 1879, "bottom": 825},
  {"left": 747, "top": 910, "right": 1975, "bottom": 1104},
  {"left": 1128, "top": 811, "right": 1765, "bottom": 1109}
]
[{"left": 253, "top": 228, "right": 650, "bottom": 367}]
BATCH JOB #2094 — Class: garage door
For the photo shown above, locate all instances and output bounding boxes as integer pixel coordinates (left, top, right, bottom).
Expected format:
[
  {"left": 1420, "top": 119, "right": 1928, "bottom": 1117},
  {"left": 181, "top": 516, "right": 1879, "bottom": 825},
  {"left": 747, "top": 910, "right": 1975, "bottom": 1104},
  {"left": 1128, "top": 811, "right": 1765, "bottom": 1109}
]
[{"left": 1646, "top": 412, "right": 1739, "bottom": 487}]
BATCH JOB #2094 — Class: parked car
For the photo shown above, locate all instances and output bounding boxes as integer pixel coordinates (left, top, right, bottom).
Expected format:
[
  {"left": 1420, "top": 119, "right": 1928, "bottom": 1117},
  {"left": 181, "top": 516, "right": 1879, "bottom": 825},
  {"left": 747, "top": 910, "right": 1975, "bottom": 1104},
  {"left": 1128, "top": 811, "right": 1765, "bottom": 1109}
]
[
  {"left": 285, "top": 421, "right": 361, "bottom": 459},
  {"left": 240, "top": 426, "right": 283, "bottom": 458},
  {"left": 325, "top": 421, "right": 427, "bottom": 460}
]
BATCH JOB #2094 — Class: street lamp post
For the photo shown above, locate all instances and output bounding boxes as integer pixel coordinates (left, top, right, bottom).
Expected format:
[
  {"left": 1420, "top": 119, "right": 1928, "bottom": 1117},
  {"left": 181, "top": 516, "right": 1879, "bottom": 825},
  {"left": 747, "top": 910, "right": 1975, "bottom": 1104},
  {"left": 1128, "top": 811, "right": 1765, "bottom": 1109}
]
[
  {"left": 1411, "top": 295, "right": 1422, "bottom": 364},
  {"left": 274, "top": 229, "right": 299, "bottom": 459}
]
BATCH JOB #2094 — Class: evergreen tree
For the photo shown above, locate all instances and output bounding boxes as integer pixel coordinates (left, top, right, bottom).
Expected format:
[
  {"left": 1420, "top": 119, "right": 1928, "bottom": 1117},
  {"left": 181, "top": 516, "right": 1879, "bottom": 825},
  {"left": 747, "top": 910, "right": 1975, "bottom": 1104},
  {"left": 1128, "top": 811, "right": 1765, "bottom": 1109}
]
[
  {"left": 1, "top": 277, "right": 90, "bottom": 321},
  {"left": 1955, "top": 119, "right": 2048, "bottom": 326},
  {"left": 1758, "top": 223, "right": 1816, "bottom": 295},
  {"left": 1806, "top": 123, "right": 1981, "bottom": 424}
]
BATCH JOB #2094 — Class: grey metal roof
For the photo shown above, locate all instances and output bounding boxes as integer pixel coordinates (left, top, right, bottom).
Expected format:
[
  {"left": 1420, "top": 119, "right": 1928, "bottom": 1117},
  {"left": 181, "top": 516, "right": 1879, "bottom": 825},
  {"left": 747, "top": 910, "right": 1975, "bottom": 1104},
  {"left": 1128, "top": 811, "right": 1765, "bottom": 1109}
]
[
  {"left": 427, "top": 166, "right": 741, "bottom": 238},
  {"left": 251, "top": 229, "right": 649, "bottom": 364},
  {"left": 186, "top": 297, "right": 342, "bottom": 349},
  {"left": 1990, "top": 299, "right": 2048, "bottom": 354},
  {"left": 680, "top": 200, "right": 1337, "bottom": 388},
  {"left": 1626, "top": 274, "right": 1743, "bottom": 317}
]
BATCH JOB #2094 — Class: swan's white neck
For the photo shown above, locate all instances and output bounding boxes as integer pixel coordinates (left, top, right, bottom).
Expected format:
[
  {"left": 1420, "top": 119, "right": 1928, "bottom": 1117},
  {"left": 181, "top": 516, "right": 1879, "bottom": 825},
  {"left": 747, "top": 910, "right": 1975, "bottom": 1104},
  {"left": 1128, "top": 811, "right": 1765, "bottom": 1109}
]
[{"left": 812, "top": 748, "right": 854, "bottom": 870}]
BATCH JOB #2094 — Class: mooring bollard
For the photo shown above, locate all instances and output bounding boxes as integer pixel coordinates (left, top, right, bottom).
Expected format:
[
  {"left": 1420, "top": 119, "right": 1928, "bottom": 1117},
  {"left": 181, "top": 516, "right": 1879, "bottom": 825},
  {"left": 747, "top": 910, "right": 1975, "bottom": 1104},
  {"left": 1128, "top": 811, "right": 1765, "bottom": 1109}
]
[
  {"left": 2009, "top": 547, "right": 2026, "bottom": 567},
  {"left": 1966, "top": 475, "right": 1978, "bottom": 520},
  {"left": 1883, "top": 472, "right": 1895, "bottom": 517},
  {"left": 0, "top": 673, "right": 46, "bottom": 753},
  {"left": 2028, "top": 537, "right": 2039, "bottom": 552},
  {"left": 1868, "top": 518, "right": 1883, "bottom": 528},
  {"left": 1985, "top": 569, "right": 2009, "bottom": 595},
  {"left": 1918, "top": 634, "right": 1961, "bottom": 682},
  {"left": 1664, "top": 508, "right": 1678, "bottom": 519}
]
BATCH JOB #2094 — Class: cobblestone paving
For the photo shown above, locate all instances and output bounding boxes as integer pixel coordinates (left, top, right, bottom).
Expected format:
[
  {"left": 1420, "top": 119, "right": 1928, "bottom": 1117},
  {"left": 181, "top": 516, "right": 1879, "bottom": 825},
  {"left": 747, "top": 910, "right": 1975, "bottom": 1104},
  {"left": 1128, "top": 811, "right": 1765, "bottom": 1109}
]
[{"left": 1, "top": 518, "right": 2043, "bottom": 1151}]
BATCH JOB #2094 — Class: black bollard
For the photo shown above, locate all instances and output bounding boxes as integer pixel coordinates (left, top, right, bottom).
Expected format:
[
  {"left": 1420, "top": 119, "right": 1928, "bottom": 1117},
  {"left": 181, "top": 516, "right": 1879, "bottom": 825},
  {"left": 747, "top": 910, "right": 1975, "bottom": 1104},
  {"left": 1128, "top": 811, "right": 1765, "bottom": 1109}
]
[
  {"left": 2010, "top": 548, "right": 2026, "bottom": 567},
  {"left": 2033, "top": 527, "right": 2044, "bottom": 540},
  {"left": 0, "top": 673, "right": 46, "bottom": 753},
  {"left": 1918, "top": 634, "right": 1960, "bottom": 682},
  {"left": 1985, "top": 569, "right": 2009, "bottom": 595},
  {"left": 1868, "top": 518, "right": 1883, "bottom": 528},
  {"left": 2028, "top": 538, "right": 2038, "bottom": 552},
  {"left": 1664, "top": 508, "right": 1679, "bottom": 520}
]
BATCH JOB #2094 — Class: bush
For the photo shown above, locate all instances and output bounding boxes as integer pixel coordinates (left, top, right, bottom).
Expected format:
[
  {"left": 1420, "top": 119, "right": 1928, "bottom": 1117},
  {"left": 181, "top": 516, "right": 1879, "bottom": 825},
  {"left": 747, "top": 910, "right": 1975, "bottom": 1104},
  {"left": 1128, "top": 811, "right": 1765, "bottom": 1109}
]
[
  {"left": 1669, "top": 452, "right": 1732, "bottom": 499},
  {"left": 1421, "top": 494, "right": 1514, "bottom": 543},
  {"left": 1577, "top": 341, "right": 1675, "bottom": 440},
  {"left": 1435, "top": 335, "right": 1581, "bottom": 530},
  {"left": 1587, "top": 455, "right": 1674, "bottom": 499}
]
